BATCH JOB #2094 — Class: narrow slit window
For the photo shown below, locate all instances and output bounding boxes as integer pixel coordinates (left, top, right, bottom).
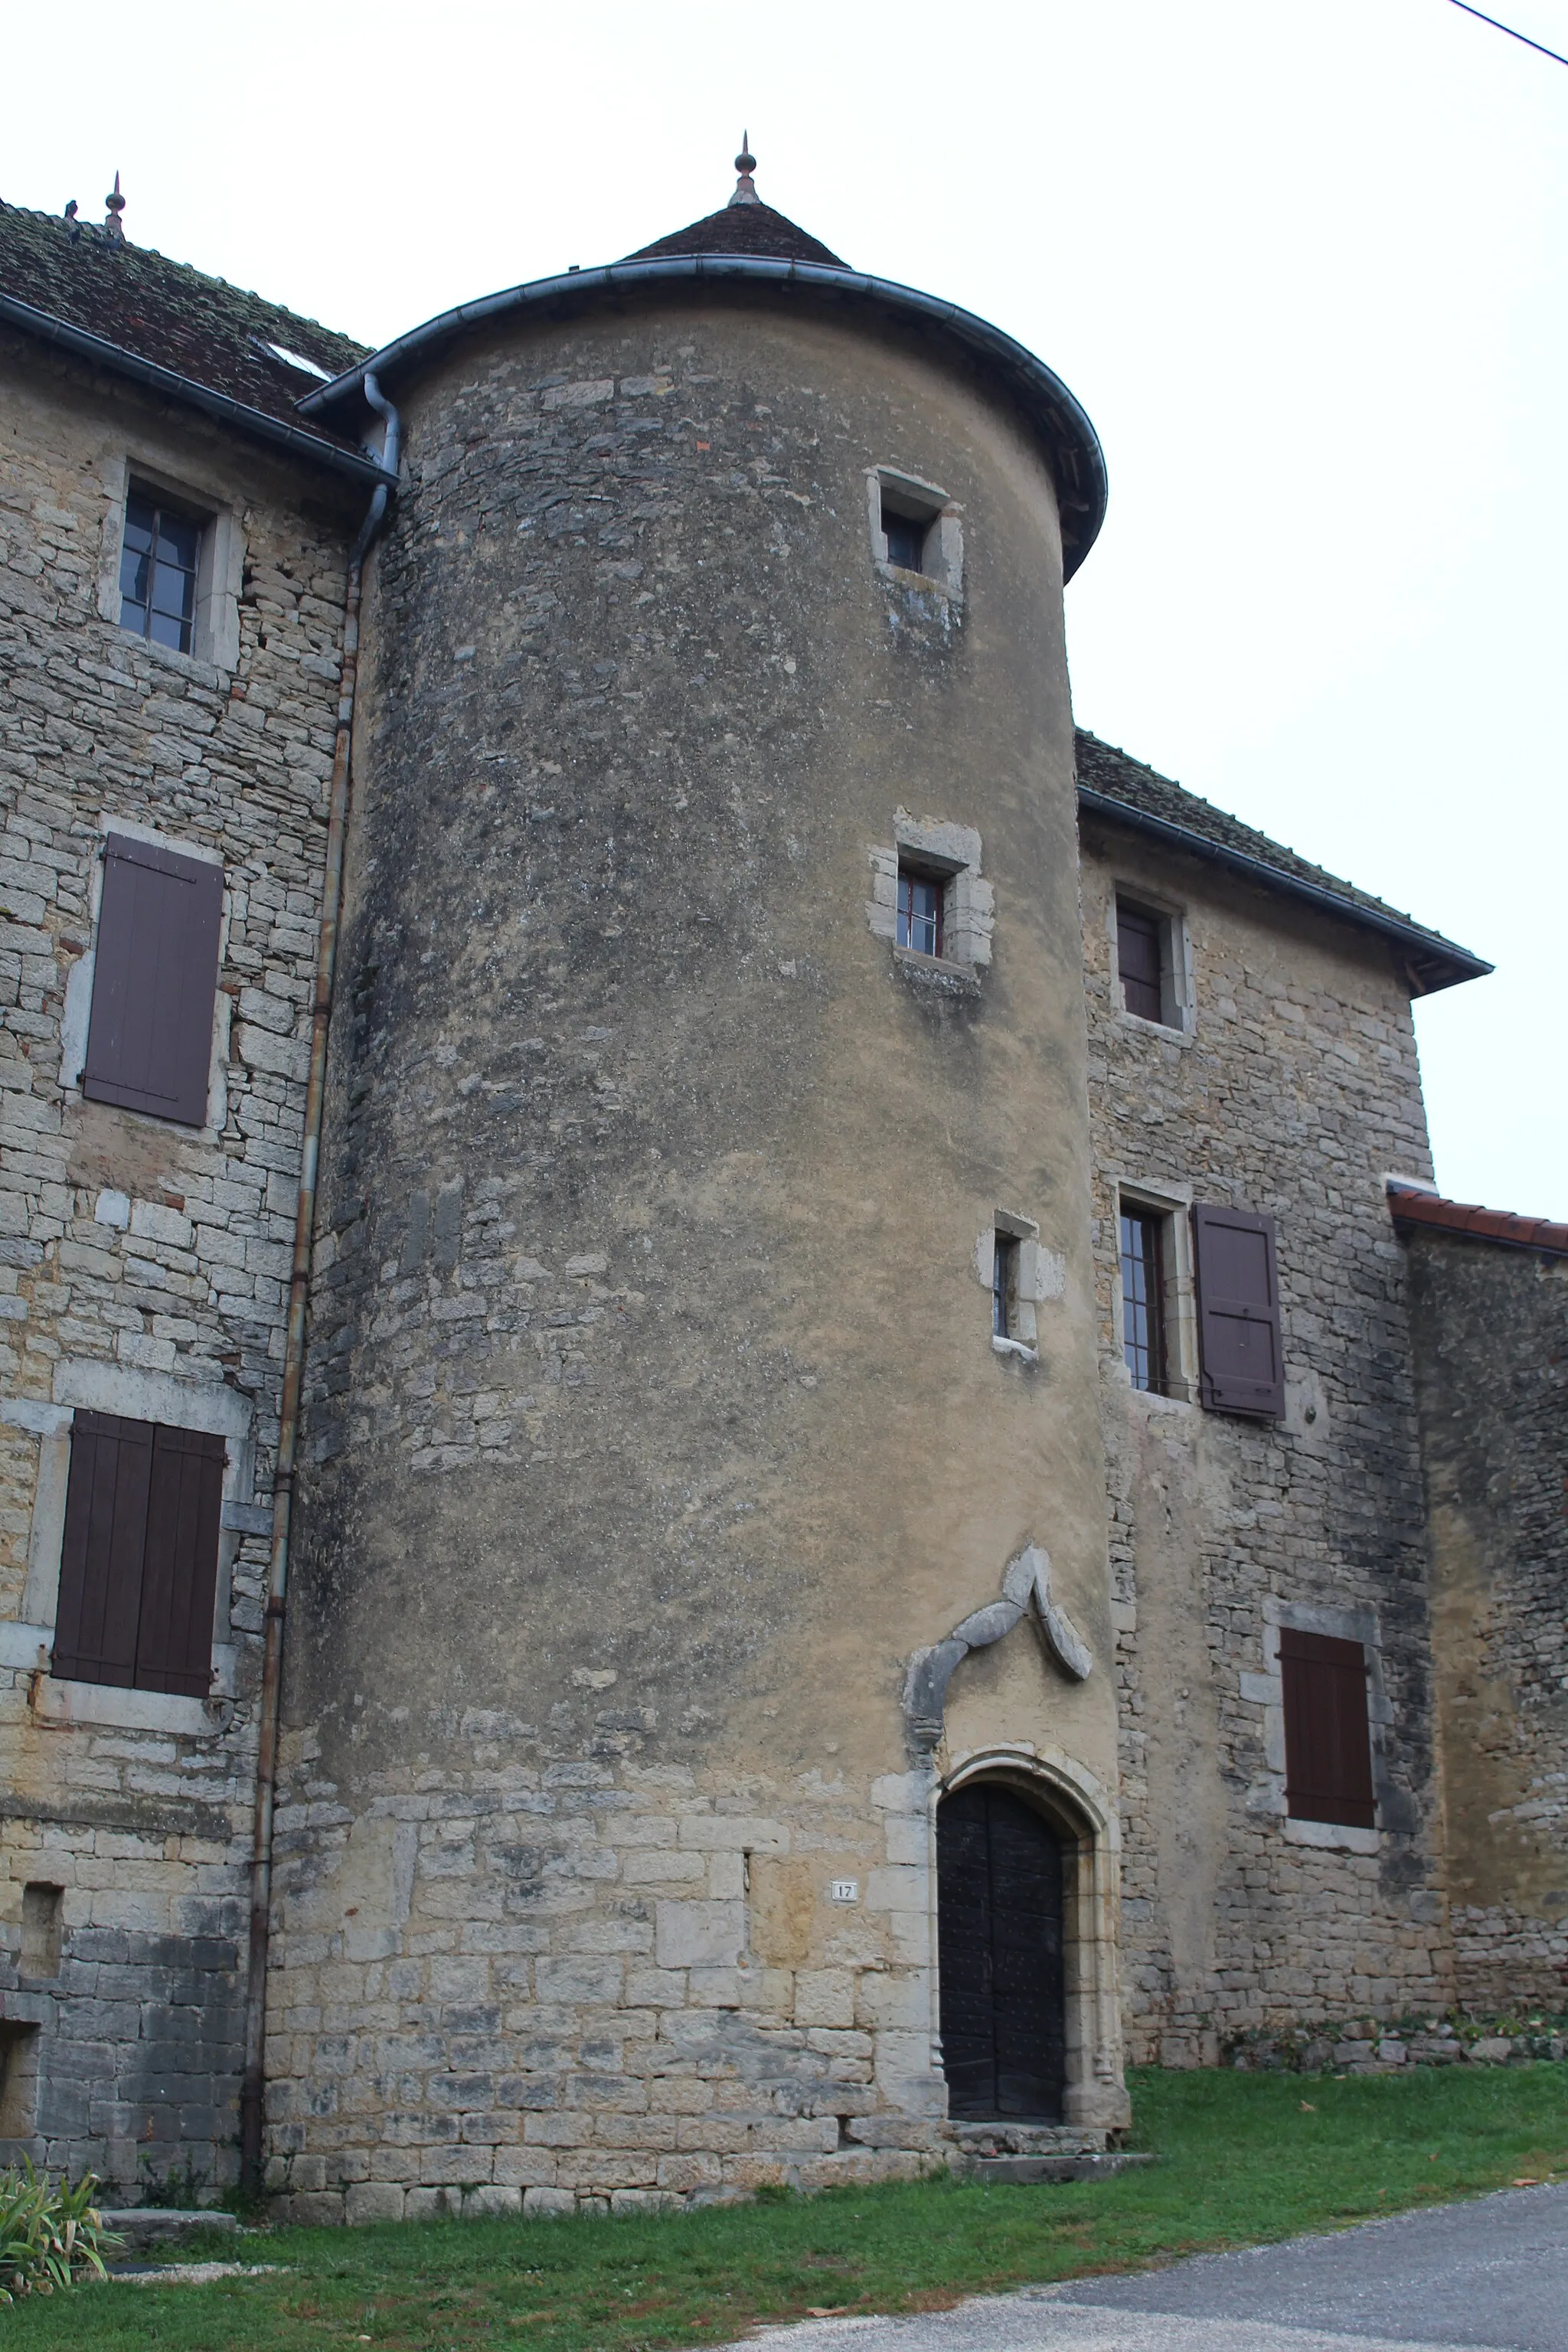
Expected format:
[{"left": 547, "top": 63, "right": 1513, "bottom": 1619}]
[
  {"left": 1120, "top": 1211, "right": 1166, "bottom": 1393},
  {"left": 119, "top": 486, "right": 204, "bottom": 653},
  {"left": 992, "top": 1232, "right": 1021, "bottom": 1340},
  {"left": 881, "top": 498, "right": 928, "bottom": 574},
  {"left": 897, "top": 864, "right": 945, "bottom": 959},
  {"left": 1116, "top": 899, "right": 1165, "bottom": 1024}
]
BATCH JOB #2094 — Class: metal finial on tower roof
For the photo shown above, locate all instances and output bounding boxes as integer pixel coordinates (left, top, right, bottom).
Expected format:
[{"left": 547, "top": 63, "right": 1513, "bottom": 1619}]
[
  {"left": 103, "top": 172, "right": 126, "bottom": 242},
  {"left": 728, "top": 132, "right": 760, "bottom": 207}
]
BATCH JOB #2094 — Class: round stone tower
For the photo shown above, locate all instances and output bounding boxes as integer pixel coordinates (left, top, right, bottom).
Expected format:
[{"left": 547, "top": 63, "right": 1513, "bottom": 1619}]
[{"left": 271, "top": 149, "right": 1125, "bottom": 2220}]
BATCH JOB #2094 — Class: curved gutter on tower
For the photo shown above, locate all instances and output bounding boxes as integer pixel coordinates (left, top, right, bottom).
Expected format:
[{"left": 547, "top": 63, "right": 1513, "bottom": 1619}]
[{"left": 297, "top": 254, "right": 1110, "bottom": 579}]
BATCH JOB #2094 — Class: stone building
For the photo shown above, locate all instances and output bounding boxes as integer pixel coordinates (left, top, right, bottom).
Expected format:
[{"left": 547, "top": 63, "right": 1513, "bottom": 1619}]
[{"left": 0, "top": 152, "right": 1557, "bottom": 2216}]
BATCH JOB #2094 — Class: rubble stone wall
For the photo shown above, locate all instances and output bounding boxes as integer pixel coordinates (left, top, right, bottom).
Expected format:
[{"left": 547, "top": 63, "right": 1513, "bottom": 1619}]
[
  {"left": 266, "top": 291, "right": 1125, "bottom": 2223},
  {"left": 1080, "top": 818, "right": 1454, "bottom": 2061},
  {"left": 1403, "top": 1226, "right": 1568, "bottom": 2009},
  {"left": 0, "top": 335, "right": 353, "bottom": 2193}
]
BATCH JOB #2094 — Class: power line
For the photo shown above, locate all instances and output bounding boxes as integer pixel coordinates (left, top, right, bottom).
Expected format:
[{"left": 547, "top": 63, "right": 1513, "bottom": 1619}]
[{"left": 1448, "top": 0, "right": 1568, "bottom": 68}]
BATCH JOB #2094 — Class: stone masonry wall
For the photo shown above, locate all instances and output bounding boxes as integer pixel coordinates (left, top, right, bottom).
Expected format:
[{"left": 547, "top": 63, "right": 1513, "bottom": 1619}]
[
  {"left": 1403, "top": 1227, "right": 1568, "bottom": 2008},
  {"left": 1080, "top": 816, "right": 1455, "bottom": 2061},
  {"left": 266, "top": 293, "right": 1122, "bottom": 2221},
  {"left": 0, "top": 332, "right": 353, "bottom": 2194}
]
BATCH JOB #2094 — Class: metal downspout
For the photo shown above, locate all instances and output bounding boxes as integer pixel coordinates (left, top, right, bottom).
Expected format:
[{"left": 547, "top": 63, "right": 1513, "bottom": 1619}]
[{"left": 240, "top": 374, "right": 400, "bottom": 2198}]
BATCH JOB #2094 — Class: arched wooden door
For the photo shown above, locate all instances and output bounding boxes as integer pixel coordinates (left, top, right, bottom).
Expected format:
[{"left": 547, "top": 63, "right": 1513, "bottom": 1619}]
[{"left": 937, "top": 1781, "right": 1067, "bottom": 2121}]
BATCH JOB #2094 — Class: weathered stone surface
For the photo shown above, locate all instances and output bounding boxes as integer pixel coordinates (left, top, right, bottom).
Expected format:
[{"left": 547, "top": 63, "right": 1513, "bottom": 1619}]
[
  {"left": 0, "top": 327, "right": 356, "bottom": 2194},
  {"left": 1403, "top": 1228, "right": 1568, "bottom": 2008}
]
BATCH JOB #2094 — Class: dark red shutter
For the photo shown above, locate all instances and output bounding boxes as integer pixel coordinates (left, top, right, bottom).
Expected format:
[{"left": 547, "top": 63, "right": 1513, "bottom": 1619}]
[
  {"left": 82, "top": 834, "right": 223, "bottom": 1126},
  {"left": 1279, "top": 1628, "right": 1376, "bottom": 1828},
  {"left": 134, "top": 1425, "right": 227, "bottom": 1697},
  {"left": 1193, "top": 1202, "right": 1285, "bottom": 1418},
  {"left": 51, "top": 1412, "right": 154, "bottom": 1688},
  {"left": 1116, "top": 902, "right": 1164, "bottom": 1021}
]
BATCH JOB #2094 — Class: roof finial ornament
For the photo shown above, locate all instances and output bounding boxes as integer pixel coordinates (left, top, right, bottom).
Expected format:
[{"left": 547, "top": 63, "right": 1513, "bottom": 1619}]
[
  {"left": 103, "top": 172, "right": 126, "bottom": 243},
  {"left": 728, "top": 132, "right": 760, "bottom": 207}
]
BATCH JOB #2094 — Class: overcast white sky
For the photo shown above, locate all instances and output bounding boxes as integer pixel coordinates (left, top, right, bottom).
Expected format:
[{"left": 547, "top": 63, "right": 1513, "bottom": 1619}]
[{"left": 8, "top": 0, "right": 1566, "bottom": 1214}]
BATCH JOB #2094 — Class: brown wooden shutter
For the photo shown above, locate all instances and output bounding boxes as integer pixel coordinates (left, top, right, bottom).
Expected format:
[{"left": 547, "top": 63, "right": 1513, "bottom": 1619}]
[
  {"left": 1279, "top": 1628, "right": 1376, "bottom": 1828},
  {"left": 51, "top": 1411, "right": 154, "bottom": 1688},
  {"left": 1193, "top": 1202, "right": 1285, "bottom": 1418},
  {"left": 82, "top": 834, "right": 223, "bottom": 1126},
  {"left": 134, "top": 1425, "right": 227, "bottom": 1697}
]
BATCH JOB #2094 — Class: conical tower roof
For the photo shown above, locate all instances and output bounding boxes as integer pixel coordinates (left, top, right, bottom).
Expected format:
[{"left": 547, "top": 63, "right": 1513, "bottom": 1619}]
[{"left": 625, "top": 136, "right": 846, "bottom": 269}]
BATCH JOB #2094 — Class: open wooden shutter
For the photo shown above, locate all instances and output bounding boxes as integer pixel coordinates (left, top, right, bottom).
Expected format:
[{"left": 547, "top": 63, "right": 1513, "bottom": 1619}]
[
  {"left": 52, "top": 1411, "right": 154, "bottom": 1688},
  {"left": 1279, "top": 1628, "right": 1376, "bottom": 1828},
  {"left": 82, "top": 834, "right": 223, "bottom": 1126},
  {"left": 135, "top": 1425, "right": 227, "bottom": 1697},
  {"left": 1193, "top": 1202, "right": 1285, "bottom": 1418}
]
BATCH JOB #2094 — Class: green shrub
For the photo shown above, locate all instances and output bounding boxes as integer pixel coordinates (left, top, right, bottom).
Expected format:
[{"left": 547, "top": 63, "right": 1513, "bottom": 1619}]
[{"left": 0, "top": 2160, "right": 119, "bottom": 2301}]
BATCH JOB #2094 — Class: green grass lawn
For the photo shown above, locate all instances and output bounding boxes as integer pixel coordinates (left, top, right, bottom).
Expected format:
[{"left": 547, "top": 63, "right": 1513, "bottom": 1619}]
[{"left": 15, "top": 2063, "right": 1568, "bottom": 2352}]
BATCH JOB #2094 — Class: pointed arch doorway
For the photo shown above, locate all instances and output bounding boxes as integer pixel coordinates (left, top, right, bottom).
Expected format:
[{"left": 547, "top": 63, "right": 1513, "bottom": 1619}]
[{"left": 936, "top": 1779, "right": 1067, "bottom": 2122}]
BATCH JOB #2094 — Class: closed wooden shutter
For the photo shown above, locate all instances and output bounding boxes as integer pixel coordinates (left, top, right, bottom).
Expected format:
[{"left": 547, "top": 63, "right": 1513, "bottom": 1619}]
[
  {"left": 1193, "top": 1202, "right": 1285, "bottom": 1418},
  {"left": 1116, "top": 900, "right": 1164, "bottom": 1021},
  {"left": 51, "top": 1411, "right": 154, "bottom": 1688},
  {"left": 1279, "top": 1628, "right": 1376, "bottom": 1828},
  {"left": 135, "top": 1425, "right": 227, "bottom": 1697},
  {"left": 51, "top": 1413, "right": 224, "bottom": 1697},
  {"left": 82, "top": 834, "right": 223, "bottom": 1127}
]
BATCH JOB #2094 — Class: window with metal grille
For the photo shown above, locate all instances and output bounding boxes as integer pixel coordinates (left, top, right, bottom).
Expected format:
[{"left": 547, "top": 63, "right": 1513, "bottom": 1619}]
[
  {"left": 119, "top": 485, "right": 205, "bottom": 653},
  {"left": 897, "top": 863, "right": 946, "bottom": 959},
  {"left": 51, "top": 1411, "right": 227, "bottom": 1698},
  {"left": 880, "top": 496, "right": 928, "bottom": 573},
  {"left": 1119, "top": 1211, "right": 1167, "bottom": 1392},
  {"left": 1279, "top": 1628, "right": 1376, "bottom": 1828},
  {"left": 1115, "top": 897, "right": 1167, "bottom": 1024}
]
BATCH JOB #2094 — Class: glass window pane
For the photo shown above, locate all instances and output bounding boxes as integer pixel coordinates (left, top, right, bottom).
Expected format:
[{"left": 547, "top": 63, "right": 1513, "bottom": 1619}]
[
  {"left": 151, "top": 560, "right": 195, "bottom": 622},
  {"left": 119, "top": 544, "right": 151, "bottom": 606},
  {"left": 122, "top": 499, "right": 155, "bottom": 554},
  {"left": 149, "top": 606, "right": 188, "bottom": 651},
  {"left": 156, "top": 511, "right": 201, "bottom": 570}
]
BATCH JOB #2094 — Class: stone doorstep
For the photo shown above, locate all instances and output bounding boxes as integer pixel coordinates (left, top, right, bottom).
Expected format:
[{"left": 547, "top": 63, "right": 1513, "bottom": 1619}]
[
  {"left": 100, "top": 2208, "right": 240, "bottom": 2254},
  {"left": 948, "top": 2122, "right": 1116, "bottom": 2158},
  {"left": 954, "top": 2152, "right": 1157, "bottom": 2187}
]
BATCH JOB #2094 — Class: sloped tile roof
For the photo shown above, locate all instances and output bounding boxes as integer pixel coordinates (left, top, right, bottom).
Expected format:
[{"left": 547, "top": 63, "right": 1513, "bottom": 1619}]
[
  {"left": 1387, "top": 1182, "right": 1568, "bottom": 1258},
  {"left": 1075, "top": 728, "right": 1490, "bottom": 995},
  {"left": 0, "top": 198, "right": 369, "bottom": 459},
  {"left": 626, "top": 201, "right": 845, "bottom": 269}
]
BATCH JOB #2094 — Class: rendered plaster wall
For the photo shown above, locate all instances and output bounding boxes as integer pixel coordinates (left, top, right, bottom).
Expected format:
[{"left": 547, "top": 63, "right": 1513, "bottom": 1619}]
[
  {"left": 1080, "top": 822, "right": 1455, "bottom": 2061},
  {"left": 271, "top": 291, "right": 1123, "bottom": 2222},
  {"left": 0, "top": 337, "right": 352, "bottom": 2192},
  {"left": 1403, "top": 1228, "right": 1568, "bottom": 2008}
]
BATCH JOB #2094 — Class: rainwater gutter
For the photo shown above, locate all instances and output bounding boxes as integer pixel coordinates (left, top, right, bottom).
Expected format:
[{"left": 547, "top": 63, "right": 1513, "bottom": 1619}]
[
  {"left": 0, "top": 289, "right": 394, "bottom": 490},
  {"left": 1076, "top": 786, "right": 1492, "bottom": 996},
  {"left": 240, "top": 372, "right": 401, "bottom": 2199}
]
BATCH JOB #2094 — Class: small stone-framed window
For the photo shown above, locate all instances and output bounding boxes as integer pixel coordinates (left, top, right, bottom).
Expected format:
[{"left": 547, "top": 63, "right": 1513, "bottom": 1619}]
[
  {"left": 119, "top": 482, "right": 207, "bottom": 652},
  {"left": 1241, "top": 1598, "right": 1393, "bottom": 1856},
  {"left": 1111, "top": 892, "right": 1191, "bottom": 1034},
  {"left": 975, "top": 1210, "right": 1065, "bottom": 1364},
  {"left": 867, "top": 467, "right": 963, "bottom": 601},
  {"left": 59, "top": 818, "right": 232, "bottom": 1136},
  {"left": 868, "top": 812, "right": 993, "bottom": 978},
  {"left": 96, "top": 459, "right": 243, "bottom": 671}
]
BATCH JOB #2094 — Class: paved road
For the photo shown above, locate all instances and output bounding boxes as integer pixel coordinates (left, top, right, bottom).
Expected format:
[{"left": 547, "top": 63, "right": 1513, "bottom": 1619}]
[{"left": 731, "top": 2183, "right": 1568, "bottom": 2352}]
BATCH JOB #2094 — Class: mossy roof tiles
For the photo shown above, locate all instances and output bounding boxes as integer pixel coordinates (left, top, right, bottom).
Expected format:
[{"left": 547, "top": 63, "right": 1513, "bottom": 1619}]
[{"left": 0, "top": 198, "right": 368, "bottom": 452}]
